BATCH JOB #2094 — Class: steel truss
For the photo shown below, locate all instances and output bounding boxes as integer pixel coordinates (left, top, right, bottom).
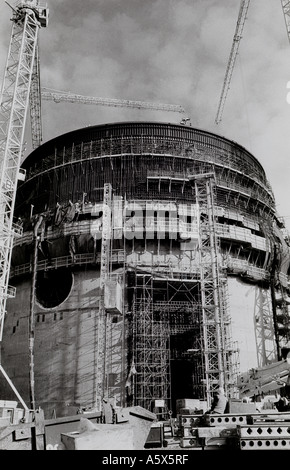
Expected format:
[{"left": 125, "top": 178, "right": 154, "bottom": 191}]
[
  {"left": 275, "top": 285, "right": 290, "bottom": 350},
  {"left": 215, "top": 0, "right": 251, "bottom": 124},
  {"left": 281, "top": 0, "right": 290, "bottom": 44},
  {"left": 29, "top": 43, "right": 42, "bottom": 150},
  {"left": 254, "top": 287, "right": 277, "bottom": 367},
  {"left": 0, "top": 9, "right": 42, "bottom": 340}
]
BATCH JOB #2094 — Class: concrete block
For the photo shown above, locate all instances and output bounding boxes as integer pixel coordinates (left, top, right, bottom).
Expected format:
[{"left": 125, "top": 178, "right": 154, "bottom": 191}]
[
  {"left": 14, "top": 427, "right": 32, "bottom": 440},
  {"left": 61, "top": 422, "right": 135, "bottom": 450},
  {"left": 127, "top": 405, "right": 156, "bottom": 421},
  {"left": 126, "top": 407, "right": 157, "bottom": 449},
  {"left": 229, "top": 401, "right": 256, "bottom": 414},
  {"left": 115, "top": 408, "right": 130, "bottom": 423},
  {"left": 0, "top": 417, "right": 10, "bottom": 428},
  {"left": 176, "top": 399, "right": 201, "bottom": 414},
  {"left": 144, "top": 424, "right": 163, "bottom": 448}
]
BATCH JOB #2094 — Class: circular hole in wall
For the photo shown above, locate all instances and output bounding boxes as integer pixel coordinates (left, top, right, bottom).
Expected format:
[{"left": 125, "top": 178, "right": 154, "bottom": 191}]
[{"left": 36, "top": 268, "right": 73, "bottom": 309}]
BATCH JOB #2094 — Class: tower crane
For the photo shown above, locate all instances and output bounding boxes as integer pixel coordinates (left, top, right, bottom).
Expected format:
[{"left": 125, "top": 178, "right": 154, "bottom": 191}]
[
  {"left": 28, "top": 88, "right": 185, "bottom": 149},
  {"left": 215, "top": 1, "right": 290, "bottom": 125},
  {"left": 0, "top": 0, "right": 48, "bottom": 406},
  {"left": 29, "top": 88, "right": 185, "bottom": 149},
  {"left": 281, "top": 0, "right": 290, "bottom": 44},
  {"left": 0, "top": 1, "right": 48, "bottom": 341},
  {"left": 41, "top": 88, "right": 185, "bottom": 113},
  {"left": 215, "top": 0, "right": 250, "bottom": 125},
  {"left": 0, "top": 1, "right": 185, "bottom": 411}
]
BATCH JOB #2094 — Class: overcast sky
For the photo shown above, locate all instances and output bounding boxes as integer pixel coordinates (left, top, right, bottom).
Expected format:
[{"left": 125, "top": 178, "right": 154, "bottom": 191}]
[{"left": 0, "top": 0, "right": 290, "bottom": 230}]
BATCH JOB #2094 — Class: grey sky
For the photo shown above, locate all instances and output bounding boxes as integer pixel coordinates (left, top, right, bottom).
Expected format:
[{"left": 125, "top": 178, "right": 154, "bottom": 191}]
[{"left": 0, "top": 0, "right": 290, "bottom": 230}]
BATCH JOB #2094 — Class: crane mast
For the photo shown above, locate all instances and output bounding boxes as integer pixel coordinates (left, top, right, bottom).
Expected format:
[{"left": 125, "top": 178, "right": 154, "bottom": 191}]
[
  {"left": 29, "top": 42, "right": 43, "bottom": 149},
  {"left": 281, "top": 0, "right": 290, "bottom": 44},
  {"left": 215, "top": 0, "right": 250, "bottom": 125},
  {"left": 0, "top": 1, "right": 48, "bottom": 340}
]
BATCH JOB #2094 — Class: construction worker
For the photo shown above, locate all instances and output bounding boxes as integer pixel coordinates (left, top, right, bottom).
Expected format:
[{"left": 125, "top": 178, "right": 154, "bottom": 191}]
[
  {"left": 208, "top": 387, "right": 228, "bottom": 414},
  {"left": 275, "top": 396, "right": 289, "bottom": 412}
]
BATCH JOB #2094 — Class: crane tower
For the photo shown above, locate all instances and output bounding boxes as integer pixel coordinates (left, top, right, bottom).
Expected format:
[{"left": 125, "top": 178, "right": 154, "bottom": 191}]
[
  {"left": 215, "top": 0, "right": 250, "bottom": 125},
  {"left": 0, "top": 1, "right": 48, "bottom": 341},
  {"left": 281, "top": 0, "right": 290, "bottom": 44}
]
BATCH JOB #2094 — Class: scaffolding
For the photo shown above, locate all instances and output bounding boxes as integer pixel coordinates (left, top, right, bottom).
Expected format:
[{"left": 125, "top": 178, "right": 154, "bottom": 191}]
[
  {"left": 273, "top": 285, "right": 290, "bottom": 356},
  {"left": 8, "top": 120, "right": 284, "bottom": 414},
  {"left": 192, "top": 172, "right": 238, "bottom": 404},
  {"left": 95, "top": 182, "right": 112, "bottom": 410},
  {"left": 132, "top": 273, "right": 171, "bottom": 412},
  {"left": 254, "top": 287, "right": 277, "bottom": 367}
]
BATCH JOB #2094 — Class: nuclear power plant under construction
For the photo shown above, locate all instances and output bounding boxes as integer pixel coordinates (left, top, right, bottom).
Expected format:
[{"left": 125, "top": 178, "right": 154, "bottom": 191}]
[
  {"left": 1, "top": 121, "right": 290, "bottom": 421},
  {"left": 2, "top": 1, "right": 290, "bottom": 451}
]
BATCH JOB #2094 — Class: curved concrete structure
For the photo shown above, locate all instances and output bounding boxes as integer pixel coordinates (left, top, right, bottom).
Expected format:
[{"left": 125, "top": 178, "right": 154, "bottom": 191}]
[{"left": 1, "top": 122, "right": 289, "bottom": 418}]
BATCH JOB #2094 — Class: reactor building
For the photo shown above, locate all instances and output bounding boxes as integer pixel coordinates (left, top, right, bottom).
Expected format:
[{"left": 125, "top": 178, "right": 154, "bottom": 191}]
[{"left": 0, "top": 121, "right": 290, "bottom": 418}]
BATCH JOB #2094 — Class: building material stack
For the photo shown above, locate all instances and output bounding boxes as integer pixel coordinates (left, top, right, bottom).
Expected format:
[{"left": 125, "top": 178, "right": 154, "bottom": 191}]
[
  {"left": 178, "top": 413, "right": 241, "bottom": 449},
  {"left": 238, "top": 413, "right": 290, "bottom": 450},
  {"left": 178, "top": 414, "right": 203, "bottom": 449},
  {"left": 174, "top": 409, "right": 290, "bottom": 450}
]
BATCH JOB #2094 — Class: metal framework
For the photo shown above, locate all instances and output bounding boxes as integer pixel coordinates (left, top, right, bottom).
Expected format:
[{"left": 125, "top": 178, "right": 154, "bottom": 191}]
[
  {"left": 193, "top": 173, "right": 232, "bottom": 404},
  {"left": 215, "top": 0, "right": 251, "bottom": 124},
  {"left": 41, "top": 88, "right": 185, "bottom": 114},
  {"left": 29, "top": 43, "right": 43, "bottom": 149},
  {"left": 215, "top": 0, "right": 290, "bottom": 124},
  {"left": 132, "top": 273, "right": 171, "bottom": 412},
  {"left": 281, "top": 0, "right": 290, "bottom": 44},
  {"left": 0, "top": 3, "right": 48, "bottom": 341},
  {"left": 254, "top": 287, "right": 277, "bottom": 367},
  {"left": 273, "top": 285, "right": 290, "bottom": 355},
  {"left": 95, "top": 182, "right": 112, "bottom": 410}
]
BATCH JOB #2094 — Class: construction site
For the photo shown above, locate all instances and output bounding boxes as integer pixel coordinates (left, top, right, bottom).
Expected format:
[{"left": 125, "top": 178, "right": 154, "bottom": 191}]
[{"left": 1, "top": 0, "right": 290, "bottom": 452}]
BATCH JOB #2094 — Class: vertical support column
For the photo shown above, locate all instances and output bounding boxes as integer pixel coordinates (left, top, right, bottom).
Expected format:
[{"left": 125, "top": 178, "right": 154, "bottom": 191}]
[
  {"left": 193, "top": 173, "right": 226, "bottom": 405},
  {"left": 255, "top": 286, "right": 278, "bottom": 366},
  {"left": 95, "top": 183, "right": 112, "bottom": 410}
]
